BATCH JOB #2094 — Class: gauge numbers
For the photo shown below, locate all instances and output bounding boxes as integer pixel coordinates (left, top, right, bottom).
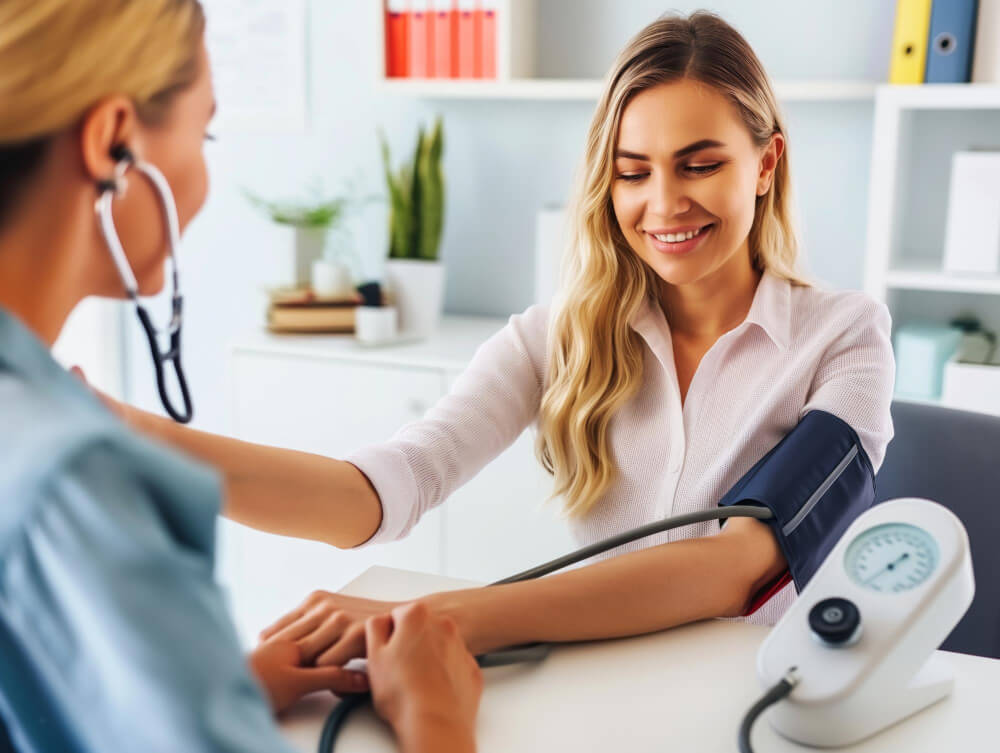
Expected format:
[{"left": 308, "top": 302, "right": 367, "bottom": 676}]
[{"left": 844, "top": 523, "right": 939, "bottom": 593}]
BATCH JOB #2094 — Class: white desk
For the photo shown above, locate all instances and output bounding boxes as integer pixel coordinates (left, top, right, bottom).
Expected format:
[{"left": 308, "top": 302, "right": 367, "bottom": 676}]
[{"left": 280, "top": 566, "right": 1000, "bottom": 752}]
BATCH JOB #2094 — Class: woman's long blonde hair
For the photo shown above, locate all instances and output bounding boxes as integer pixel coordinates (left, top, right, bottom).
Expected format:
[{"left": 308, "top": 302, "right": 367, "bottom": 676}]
[
  {"left": 0, "top": 0, "right": 205, "bottom": 221},
  {"left": 537, "top": 11, "right": 811, "bottom": 517}
]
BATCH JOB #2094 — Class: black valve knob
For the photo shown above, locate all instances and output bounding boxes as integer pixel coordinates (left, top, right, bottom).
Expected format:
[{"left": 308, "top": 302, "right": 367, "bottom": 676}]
[{"left": 809, "top": 597, "right": 862, "bottom": 647}]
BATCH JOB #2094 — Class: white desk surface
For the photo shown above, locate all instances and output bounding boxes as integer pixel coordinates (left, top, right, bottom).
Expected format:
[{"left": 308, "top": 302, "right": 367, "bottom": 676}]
[{"left": 279, "top": 566, "right": 999, "bottom": 752}]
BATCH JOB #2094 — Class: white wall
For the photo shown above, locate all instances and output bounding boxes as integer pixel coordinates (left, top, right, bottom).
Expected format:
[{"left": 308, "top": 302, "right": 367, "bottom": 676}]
[{"left": 122, "top": 0, "right": 898, "bottom": 433}]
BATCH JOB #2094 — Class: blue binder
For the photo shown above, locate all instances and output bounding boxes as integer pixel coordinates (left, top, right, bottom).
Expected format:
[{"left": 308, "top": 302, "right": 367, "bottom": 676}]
[{"left": 925, "top": 0, "right": 979, "bottom": 82}]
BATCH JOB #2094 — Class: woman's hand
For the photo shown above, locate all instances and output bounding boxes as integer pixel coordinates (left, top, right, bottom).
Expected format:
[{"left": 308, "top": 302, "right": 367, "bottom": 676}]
[
  {"left": 247, "top": 639, "right": 369, "bottom": 714},
  {"left": 366, "top": 603, "right": 482, "bottom": 753},
  {"left": 259, "top": 591, "right": 399, "bottom": 667}
]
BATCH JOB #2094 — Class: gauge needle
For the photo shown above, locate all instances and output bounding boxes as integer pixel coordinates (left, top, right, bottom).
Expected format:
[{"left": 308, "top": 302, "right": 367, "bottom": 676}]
[{"left": 863, "top": 552, "right": 910, "bottom": 586}]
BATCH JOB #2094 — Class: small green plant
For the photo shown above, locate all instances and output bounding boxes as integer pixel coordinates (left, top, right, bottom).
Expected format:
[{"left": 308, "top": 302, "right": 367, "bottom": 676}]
[
  {"left": 244, "top": 180, "right": 351, "bottom": 229},
  {"left": 380, "top": 116, "right": 445, "bottom": 261}
]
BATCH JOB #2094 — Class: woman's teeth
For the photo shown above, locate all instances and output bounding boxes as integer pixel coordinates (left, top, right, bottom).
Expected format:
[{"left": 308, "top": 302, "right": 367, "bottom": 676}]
[{"left": 652, "top": 225, "right": 709, "bottom": 243}]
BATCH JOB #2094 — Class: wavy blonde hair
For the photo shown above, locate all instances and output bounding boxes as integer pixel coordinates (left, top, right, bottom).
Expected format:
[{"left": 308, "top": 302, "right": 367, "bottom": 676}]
[
  {"left": 537, "top": 11, "right": 811, "bottom": 517},
  {"left": 0, "top": 0, "right": 205, "bottom": 222}
]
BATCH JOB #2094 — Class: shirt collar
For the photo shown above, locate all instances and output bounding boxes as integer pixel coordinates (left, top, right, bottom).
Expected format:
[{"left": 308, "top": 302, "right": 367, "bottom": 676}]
[
  {"left": 743, "top": 268, "right": 791, "bottom": 352},
  {"left": 629, "top": 268, "right": 791, "bottom": 352}
]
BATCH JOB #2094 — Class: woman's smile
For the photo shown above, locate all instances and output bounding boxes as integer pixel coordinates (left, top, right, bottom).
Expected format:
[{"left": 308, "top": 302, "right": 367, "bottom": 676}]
[{"left": 645, "top": 222, "right": 715, "bottom": 256}]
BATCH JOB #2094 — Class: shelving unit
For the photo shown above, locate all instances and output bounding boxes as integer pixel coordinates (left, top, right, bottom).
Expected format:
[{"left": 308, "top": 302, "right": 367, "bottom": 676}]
[
  {"left": 864, "top": 83, "right": 1000, "bottom": 415},
  {"left": 378, "top": 77, "right": 879, "bottom": 102},
  {"left": 884, "top": 267, "right": 1000, "bottom": 296},
  {"left": 376, "top": 2, "right": 879, "bottom": 104}
]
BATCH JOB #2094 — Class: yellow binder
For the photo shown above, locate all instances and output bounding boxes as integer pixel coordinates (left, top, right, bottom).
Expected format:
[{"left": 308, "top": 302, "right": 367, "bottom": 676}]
[{"left": 889, "top": 0, "right": 933, "bottom": 84}]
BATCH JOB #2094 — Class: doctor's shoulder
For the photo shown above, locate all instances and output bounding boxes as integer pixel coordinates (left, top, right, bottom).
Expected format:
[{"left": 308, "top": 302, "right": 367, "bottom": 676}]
[{"left": 0, "top": 369, "right": 221, "bottom": 546}]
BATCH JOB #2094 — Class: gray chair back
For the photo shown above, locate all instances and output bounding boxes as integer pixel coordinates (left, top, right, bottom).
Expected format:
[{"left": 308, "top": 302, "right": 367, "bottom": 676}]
[{"left": 874, "top": 400, "right": 1000, "bottom": 659}]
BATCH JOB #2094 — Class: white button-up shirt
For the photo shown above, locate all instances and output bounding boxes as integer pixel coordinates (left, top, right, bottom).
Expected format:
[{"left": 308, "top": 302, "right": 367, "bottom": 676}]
[{"left": 349, "top": 269, "right": 896, "bottom": 626}]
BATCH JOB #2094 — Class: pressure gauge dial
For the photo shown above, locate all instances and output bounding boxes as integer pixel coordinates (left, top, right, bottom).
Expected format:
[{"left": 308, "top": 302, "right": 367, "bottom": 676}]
[{"left": 844, "top": 522, "right": 939, "bottom": 593}]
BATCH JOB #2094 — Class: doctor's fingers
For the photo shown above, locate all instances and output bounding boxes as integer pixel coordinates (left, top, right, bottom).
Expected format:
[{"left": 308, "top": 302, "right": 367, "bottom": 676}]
[
  {"left": 292, "top": 664, "right": 370, "bottom": 697},
  {"left": 297, "top": 614, "right": 363, "bottom": 664}
]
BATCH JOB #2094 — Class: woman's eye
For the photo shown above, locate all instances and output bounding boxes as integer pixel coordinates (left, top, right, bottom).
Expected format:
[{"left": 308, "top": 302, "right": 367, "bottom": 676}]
[
  {"left": 685, "top": 163, "right": 721, "bottom": 175},
  {"left": 616, "top": 172, "right": 648, "bottom": 183}
]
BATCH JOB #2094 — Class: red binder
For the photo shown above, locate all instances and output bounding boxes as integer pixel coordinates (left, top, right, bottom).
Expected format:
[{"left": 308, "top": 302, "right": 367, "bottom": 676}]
[
  {"left": 481, "top": 0, "right": 497, "bottom": 79},
  {"left": 431, "top": 0, "right": 456, "bottom": 78},
  {"left": 456, "top": 0, "right": 480, "bottom": 78},
  {"left": 385, "top": 0, "right": 410, "bottom": 78},
  {"left": 409, "top": 0, "right": 431, "bottom": 78}
]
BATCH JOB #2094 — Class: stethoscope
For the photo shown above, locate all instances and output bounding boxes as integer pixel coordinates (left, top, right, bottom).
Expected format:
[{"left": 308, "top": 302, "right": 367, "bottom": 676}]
[{"left": 94, "top": 144, "right": 193, "bottom": 423}]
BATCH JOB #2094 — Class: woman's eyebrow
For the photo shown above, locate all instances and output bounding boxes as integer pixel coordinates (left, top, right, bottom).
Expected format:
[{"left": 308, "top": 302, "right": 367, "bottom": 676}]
[{"left": 614, "top": 139, "right": 726, "bottom": 161}]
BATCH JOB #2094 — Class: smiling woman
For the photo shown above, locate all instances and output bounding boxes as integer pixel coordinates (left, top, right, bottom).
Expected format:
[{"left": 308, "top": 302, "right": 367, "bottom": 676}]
[{"left": 539, "top": 18, "right": 810, "bottom": 518}]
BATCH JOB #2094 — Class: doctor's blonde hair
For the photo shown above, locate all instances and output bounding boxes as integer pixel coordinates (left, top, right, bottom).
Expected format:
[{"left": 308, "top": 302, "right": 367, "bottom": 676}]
[
  {"left": 537, "top": 11, "right": 810, "bottom": 517},
  {"left": 0, "top": 0, "right": 205, "bottom": 223}
]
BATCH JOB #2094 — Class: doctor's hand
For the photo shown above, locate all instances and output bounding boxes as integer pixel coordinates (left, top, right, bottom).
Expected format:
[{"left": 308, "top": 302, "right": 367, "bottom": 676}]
[
  {"left": 247, "top": 639, "right": 369, "bottom": 714},
  {"left": 367, "top": 603, "right": 482, "bottom": 753},
  {"left": 259, "top": 591, "right": 399, "bottom": 667}
]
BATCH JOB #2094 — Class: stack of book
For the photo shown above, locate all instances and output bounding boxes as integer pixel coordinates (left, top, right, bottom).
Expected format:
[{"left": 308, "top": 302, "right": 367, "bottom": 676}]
[
  {"left": 889, "top": 0, "right": 1000, "bottom": 84},
  {"left": 267, "top": 288, "right": 361, "bottom": 334},
  {"left": 385, "top": 0, "right": 498, "bottom": 79}
]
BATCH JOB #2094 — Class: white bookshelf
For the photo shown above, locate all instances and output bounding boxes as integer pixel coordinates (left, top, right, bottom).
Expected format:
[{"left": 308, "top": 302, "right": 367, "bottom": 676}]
[
  {"left": 379, "top": 77, "right": 878, "bottom": 102},
  {"left": 884, "top": 267, "right": 1000, "bottom": 296},
  {"left": 376, "top": 3, "right": 878, "bottom": 103},
  {"left": 864, "top": 83, "right": 1000, "bottom": 414}
]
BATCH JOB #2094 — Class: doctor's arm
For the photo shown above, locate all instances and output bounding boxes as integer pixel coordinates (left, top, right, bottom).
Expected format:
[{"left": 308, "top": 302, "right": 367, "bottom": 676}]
[
  {"left": 107, "top": 305, "right": 545, "bottom": 550},
  {"left": 126, "top": 410, "right": 383, "bottom": 548}
]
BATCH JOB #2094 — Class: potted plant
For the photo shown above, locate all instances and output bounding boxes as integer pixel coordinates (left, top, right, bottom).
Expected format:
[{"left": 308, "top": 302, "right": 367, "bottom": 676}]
[
  {"left": 380, "top": 116, "right": 446, "bottom": 337},
  {"left": 246, "top": 182, "right": 356, "bottom": 294}
]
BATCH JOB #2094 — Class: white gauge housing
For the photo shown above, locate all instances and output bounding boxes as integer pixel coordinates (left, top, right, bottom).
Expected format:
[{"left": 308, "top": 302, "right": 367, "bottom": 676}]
[{"left": 757, "top": 498, "right": 974, "bottom": 747}]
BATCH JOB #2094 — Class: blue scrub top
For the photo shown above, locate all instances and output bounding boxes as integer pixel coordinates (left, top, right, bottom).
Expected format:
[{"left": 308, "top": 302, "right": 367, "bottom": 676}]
[{"left": 0, "top": 308, "right": 296, "bottom": 753}]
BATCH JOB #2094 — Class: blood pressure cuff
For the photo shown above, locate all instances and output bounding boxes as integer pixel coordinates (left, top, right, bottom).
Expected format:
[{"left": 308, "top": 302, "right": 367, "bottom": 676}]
[{"left": 718, "top": 410, "right": 876, "bottom": 612}]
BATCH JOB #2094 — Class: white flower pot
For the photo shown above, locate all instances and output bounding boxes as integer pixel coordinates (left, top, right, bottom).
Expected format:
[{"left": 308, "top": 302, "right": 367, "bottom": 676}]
[
  {"left": 293, "top": 227, "right": 327, "bottom": 287},
  {"left": 311, "top": 258, "right": 354, "bottom": 298},
  {"left": 384, "top": 259, "right": 445, "bottom": 338}
]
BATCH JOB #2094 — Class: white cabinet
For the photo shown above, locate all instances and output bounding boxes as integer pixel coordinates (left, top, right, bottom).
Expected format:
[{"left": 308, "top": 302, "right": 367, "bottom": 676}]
[{"left": 220, "top": 317, "right": 574, "bottom": 644}]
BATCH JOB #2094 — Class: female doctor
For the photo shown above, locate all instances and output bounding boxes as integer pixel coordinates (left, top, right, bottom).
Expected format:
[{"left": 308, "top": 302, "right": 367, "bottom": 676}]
[
  {"left": 115, "top": 13, "right": 894, "bottom": 666},
  {"left": 0, "top": 2, "right": 482, "bottom": 752}
]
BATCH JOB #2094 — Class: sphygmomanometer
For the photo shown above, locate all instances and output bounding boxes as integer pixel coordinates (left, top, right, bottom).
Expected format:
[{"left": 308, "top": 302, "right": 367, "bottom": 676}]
[{"left": 317, "top": 410, "right": 974, "bottom": 752}]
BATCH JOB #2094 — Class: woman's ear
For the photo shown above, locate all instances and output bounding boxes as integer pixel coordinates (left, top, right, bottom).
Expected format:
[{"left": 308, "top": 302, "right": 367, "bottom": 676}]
[
  {"left": 756, "top": 132, "right": 785, "bottom": 197},
  {"left": 78, "top": 96, "right": 140, "bottom": 184}
]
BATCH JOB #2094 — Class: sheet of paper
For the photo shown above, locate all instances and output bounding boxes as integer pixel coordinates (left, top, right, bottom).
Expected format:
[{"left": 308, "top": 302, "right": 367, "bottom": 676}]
[{"left": 203, "top": 0, "right": 308, "bottom": 132}]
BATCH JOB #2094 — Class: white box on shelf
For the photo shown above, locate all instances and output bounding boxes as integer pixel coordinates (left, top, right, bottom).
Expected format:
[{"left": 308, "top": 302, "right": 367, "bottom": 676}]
[
  {"left": 942, "top": 151, "right": 1000, "bottom": 275},
  {"left": 973, "top": 0, "right": 1000, "bottom": 83},
  {"left": 942, "top": 360, "right": 1000, "bottom": 416},
  {"left": 496, "top": 0, "right": 536, "bottom": 80}
]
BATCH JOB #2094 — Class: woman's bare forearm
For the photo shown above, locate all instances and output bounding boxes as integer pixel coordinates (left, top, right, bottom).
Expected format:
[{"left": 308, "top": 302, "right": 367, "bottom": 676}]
[
  {"left": 132, "top": 409, "right": 382, "bottom": 548},
  {"left": 427, "top": 519, "right": 786, "bottom": 654}
]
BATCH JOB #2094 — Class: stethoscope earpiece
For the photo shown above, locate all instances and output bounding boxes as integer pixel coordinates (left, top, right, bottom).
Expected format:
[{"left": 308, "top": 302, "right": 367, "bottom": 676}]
[{"left": 109, "top": 144, "right": 135, "bottom": 165}]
